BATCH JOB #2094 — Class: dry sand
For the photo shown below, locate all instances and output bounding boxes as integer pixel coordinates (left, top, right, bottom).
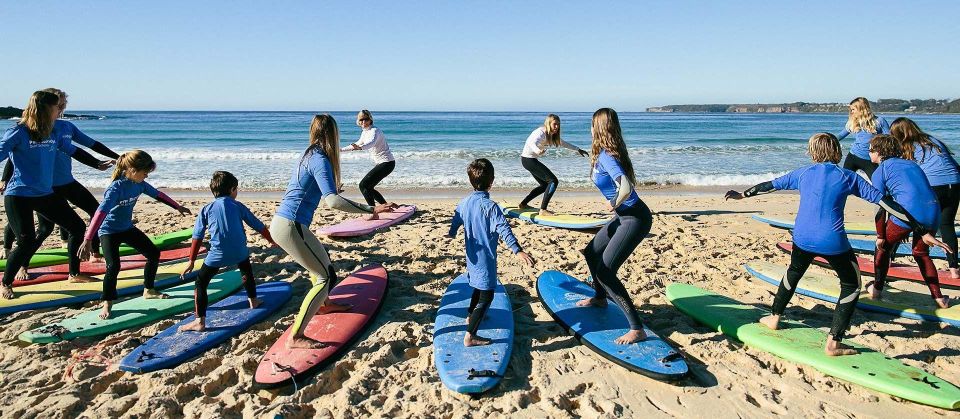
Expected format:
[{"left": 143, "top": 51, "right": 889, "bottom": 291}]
[{"left": 0, "top": 189, "right": 958, "bottom": 418}]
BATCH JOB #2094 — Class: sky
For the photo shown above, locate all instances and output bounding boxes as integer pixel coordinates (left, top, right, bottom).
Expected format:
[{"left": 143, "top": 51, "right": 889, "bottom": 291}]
[{"left": 1, "top": 1, "right": 958, "bottom": 111}]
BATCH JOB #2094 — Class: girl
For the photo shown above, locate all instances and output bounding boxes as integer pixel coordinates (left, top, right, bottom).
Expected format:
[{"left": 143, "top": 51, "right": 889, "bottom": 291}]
[
  {"left": 80, "top": 150, "right": 192, "bottom": 319},
  {"left": 837, "top": 97, "right": 891, "bottom": 178},
  {"left": 518, "top": 114, "right": 588, "bottom": 216},
  {"left": 867, "top": 134, "right": 949, "bottom": 308},
  {"left": 0, "top": 90, "right": 110, "bottom": 299},
  {"left": 340, "top": 110, "right": 396, "bottom": 212},
  {"left": 891, "top": 117, "right": 960, "bottom": 279},
  {"left": 725, "top": 133, "right": 949, "bottom": 356},
  {"left": 574, "top": 108, "right": 650, "bottom": 345},
  {"left": 271, "top": 114, "right": 395, "bottom": 349}
]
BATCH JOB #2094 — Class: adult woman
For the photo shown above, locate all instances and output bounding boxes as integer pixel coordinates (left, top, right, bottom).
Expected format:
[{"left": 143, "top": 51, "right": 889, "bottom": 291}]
[
  {"left": 340, "top": 110, "right": 396, "bottom": 210},
  {"left": 837, "top": 97, "right": 890, "bottom": 178},
  {"left": 518, "top": 114, "right": 588, "bottom": 216}
]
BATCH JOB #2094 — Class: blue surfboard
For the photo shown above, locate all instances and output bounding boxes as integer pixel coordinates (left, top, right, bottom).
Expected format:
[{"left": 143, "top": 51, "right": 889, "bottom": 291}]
[
  {"left": 433, "top": 273, "right": 513, "bottom": 394},
  {"left": 849, "top": 238, "right": 947, "bottom": 259},
  {"left": 537, "top": 271, "right": 689, "bottom": 381},
  {"left": 119, "top": 281, "right": 292, "bottom": 373}
]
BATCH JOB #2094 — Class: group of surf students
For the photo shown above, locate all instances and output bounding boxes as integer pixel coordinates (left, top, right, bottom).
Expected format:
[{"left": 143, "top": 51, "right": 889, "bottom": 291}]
[{"left": 1, "top": 90, "right": 957, "bottom": 354}]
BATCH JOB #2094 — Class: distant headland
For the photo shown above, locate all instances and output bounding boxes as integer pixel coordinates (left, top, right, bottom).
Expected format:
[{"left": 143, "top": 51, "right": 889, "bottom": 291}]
[
  {"left": 647, "top": 98, "right": 960, "bottom": 114},
  {"left": 1, "top": 106, "right": 103, "bottom": 120}
]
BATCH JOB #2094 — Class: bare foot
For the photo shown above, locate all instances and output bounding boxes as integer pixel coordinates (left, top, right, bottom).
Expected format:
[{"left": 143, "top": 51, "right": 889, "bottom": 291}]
[
  {"left": 0, "top": 285, "right": 14, "bottom": 300},
  {"left": 615, "top": 329, "right": 647, "bottom": 344},
  {"left": 824, "top": 337, "right": 858, "bottom": 356},
  {"left": 518, "top": 203, "right": 533, "bottom": 209},
  {"left": 318, "top": 300, "right": 352, "bottom": 314},
  {"left": 143, "top": 289, "right": 170, "bottom": 299},
  {"left": 69, "top": 274, "right": 97, "bottom": 283},
  {"left": 364, "top": 213, "right": 379, "bottom": 221},
  {"left": 759, "top": 314, "right": 781, "bottom": 330},
  {"left": 935, "top": 296, "right": 950, "bottom": 309},
  {"left": 0, "top": 248, "right": 8, "bottom": 259},
  {"left": 178, "top": 318, "right": 206, "bottom": 332},
  {"left": 864, "top": 282, "right": 882, "bottom": 300},
  {"left": 248, "top": 298, "right": 262, "bottom": 309},
  {"left": 15, "top": 267, "right": 29, "bottom": 281},
  {"left": 99, "top": 301, "right": 112, "bottom": 320},
  {"left": 576, "top": 297, "right": 607, "bottom": 308},
  {"left": 89, "top": 253, "right": 105, "bottom": 264},
  {"left": 538, "top": 209, "right": 555, "bottom": 217},
  {"left": 286, "top": 335, "right": 328, "bottom": 349},
  {"left": 464, "top": 333, "right": 492, "bottom": 347},
  {"left": 951, "top": 268, "right": 960, "bottom": 280}
]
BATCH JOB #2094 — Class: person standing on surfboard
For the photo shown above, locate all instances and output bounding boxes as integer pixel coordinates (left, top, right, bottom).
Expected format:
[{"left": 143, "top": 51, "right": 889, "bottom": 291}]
[
  {"left": 867, "top": 134, "right": 950, "bottom": 308},
  {"left": 0, "top": 90, "right": 113, "bottom": 300},
  {"left": 340, "top": 110, "right": 396, "bottom": 220},
  {"left": 891, "top": 117, "right": 960, "bottom": 280},
  {"left": 725, "top": 133, "right": 950, "bottom": 356},
  {"left": 271, "top": 114, "right": 395, "bottom": 349},
  {"left": 449, "top": 158, "right": 535, "bottom": 347},
  {"left": 518, "top": 114, "right": 589, "bottom": 216},
  {"left": 575, "top": 108, "right": 651, "bottom": 345},
  {"left": 837, "top": 97, "right": 890, "bottom": 179}
]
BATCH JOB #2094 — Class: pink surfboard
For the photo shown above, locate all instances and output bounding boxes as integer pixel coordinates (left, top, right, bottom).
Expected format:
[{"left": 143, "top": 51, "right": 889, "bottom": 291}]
[
  {"left": 318, "top": 205, "right": 416, "bottom": 238},
  {"left": 777, "top": 242, "right": 960, "bottom": 288},
  {"left": 254, "top": 264, "right": 389, "bottom": 387},
  {"left": 6, "top": 245, "right": 200, "bottom": 287}
]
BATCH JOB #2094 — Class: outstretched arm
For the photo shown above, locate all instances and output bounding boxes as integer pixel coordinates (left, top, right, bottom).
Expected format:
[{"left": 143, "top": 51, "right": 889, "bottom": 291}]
[{"left": 725, "top": 181, "right": 776, "bottom": 200}]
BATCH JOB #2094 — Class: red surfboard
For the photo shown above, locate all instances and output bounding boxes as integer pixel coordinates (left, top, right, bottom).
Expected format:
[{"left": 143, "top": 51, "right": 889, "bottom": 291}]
[
  {"left": 5, "top": 245, "right": 200, "bottom": 287},
  {"left": 254, "top": 264, "right": 388, "bottom": 387},
  {"left": 777, "top": 242, "right": 960, "bottom": 288}
]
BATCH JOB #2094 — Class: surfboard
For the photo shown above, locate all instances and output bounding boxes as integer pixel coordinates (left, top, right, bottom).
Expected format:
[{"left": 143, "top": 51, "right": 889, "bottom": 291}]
[
  {"left": 849, "top": 237, "right": 948, "bottom": 259},
  {"left": 118, "top": 281, "right": 292, "bottom": 373},
  {"left": 0, "top": 228, "right": 193, "bottom": 271},
  {"left": 537, "top": 271, "right": 689, "bottom": 381},
  {"left": 745, "top": 261, "right": 960, "bottom": 327},
  {"left": 666, "top": 282, "right": 960, "bottom": 410},
  {"left": 254, "top": 264, "right": 388, "bottom": 388},
  {"left": 500, "top": 205, "right": 611, "bottom": 229},
  {"left": 318, "top": 205, "right": 416, "bottom": 238},
  {"left": 433, "top": 273, "right": 513, "bottom": 393},
  {"left": 752, "top": 214, "right": 960, "bottom": 237},
  {"left": 19, "top": 264, "right": 242, "bottom": 344},
  {"left": 777, "top": 242, "right": 960, "bottom": 289},
  {"left": 7, "top": 245, "right": 199, "bottom": 287},
  {"left": 0, "top": 259, "right": 199, "bottom": 316}
]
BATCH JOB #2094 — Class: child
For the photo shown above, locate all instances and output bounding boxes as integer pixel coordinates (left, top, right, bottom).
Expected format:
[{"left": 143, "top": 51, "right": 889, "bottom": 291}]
[
  {"left": 179, "top": 171, "right": 276, "bottom": 332},
  {"left": 867, "top": 134, "right": 950, "bottom": 308},
  {"left": 725, "top": 133, "right": 949, "bottom": 356},
  {"left": 80, "top": 150, "right": 192, "bottom": 319},
  {"left": 449, "top": 158, "right": 535, "bottom": 347}
]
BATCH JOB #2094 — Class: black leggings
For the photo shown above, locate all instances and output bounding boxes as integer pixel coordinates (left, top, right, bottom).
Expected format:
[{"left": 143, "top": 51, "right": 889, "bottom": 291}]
[
  {"left": 101, "top": 228, "right": 160, "bottom": 301},
  {"left": 582, "top": 201, "right": 652, "bottom": 330},
  {"left": 3, "top": 194, "right": 86, "bottom": 285},
  {"left": 773, "top": 246, "right": 861, "bottom": 340},
  {"left": 194, "top": 258, "right": 257, "bottom": 318},
  {"left": 933, "top": 183, "right": 960, "bottom": 268},
  {"left": 520, "top": 157, "right": 558, "bottom": 210},
  {"left": 3, "top": 181, "right": 101, "bottom": 254},
  {"left": 842, "top": 153, "right": 878, "bottom": 179},
  {"left": 359, "top": 161, "right": 395, "bottom": 206},
  {"left": 466, "top": 288, "right": 495, "bottom": 335}
]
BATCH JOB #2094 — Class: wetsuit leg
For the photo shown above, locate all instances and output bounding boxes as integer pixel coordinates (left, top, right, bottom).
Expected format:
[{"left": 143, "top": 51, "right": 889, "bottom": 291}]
[
  {"left": 3, "top": 195, "right": 38, "bottom": 286},
  {"left": 466, "top": 288, "right": 494, "bottom": 335},
  {"left": 3, "top": 224, "right": 13, "bottom": 253},
  {"left": 55, "top": 180, "right": 102, "bottom": 254},
  {"left": 771, "top": 246, "right": 817, "bottom": 315},
  {"left": 910, "top": 233, "right": 944, "bottom": 299},
  {"left": 237, "top": 257, "right": 257, "bottom": 300},
  {"left": 519, "top": 157, "right": 558, "bottom": 210},
  {"left": 193, "top": 263, "right": 220, "bottom": 317},
  {"left": 269, "top": 216, "right": 337, "bottom": 337},
  {"left": 358, "top": 161, "right": 395, "bottom": 206},
  {"left": 99, "top": 233, "right": 123, "bottom": 301},
  {"left": 842, "top": 152, "right": 878, "bottom": 179},
  {"left": 30, "top": 194, "right": 85, "bottom": 276},
  {"left": 934, "top": 183, "right": 960, "bottom": 268},
  {"left": 822, "top": 250, "right": 861, "bottom": 340},
  {"left": 119, "top": 228, "right": 161, "bottom": 289},
  {"left": 873, "top": 220, "right": 912, "bottom": 292}
]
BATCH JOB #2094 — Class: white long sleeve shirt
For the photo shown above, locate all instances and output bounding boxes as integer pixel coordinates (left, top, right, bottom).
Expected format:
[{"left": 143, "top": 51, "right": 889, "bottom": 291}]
[
  {"left": 341, "top": 126, "right": 395, "bottom": 164},
  {"left": 520, "top": 127, "right": 579, "bottom": 158}
]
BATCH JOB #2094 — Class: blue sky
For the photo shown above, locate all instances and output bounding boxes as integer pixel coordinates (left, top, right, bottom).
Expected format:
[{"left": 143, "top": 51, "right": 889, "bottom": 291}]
[{"left": 2, "top": 1, "right": 958, "bottom": 111}]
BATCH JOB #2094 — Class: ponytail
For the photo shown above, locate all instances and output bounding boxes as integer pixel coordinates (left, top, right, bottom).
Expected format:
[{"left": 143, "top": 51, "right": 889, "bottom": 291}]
[{"left": 112, "top": 150, "right": 156, "bottom": 181}]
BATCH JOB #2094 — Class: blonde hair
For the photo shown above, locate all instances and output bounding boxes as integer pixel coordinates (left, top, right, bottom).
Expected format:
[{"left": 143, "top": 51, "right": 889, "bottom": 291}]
[
  {"left": 358, "top": 109, "right": 373, "bottom": 124},
  {"left": 807, "top": 133, "right": 842, "bottom": 163},
  {"left": 543, "top": 114, "right": 562, "bottom": 147},
  {"left": 19, "top": 90, "right": 60, "bottom": 141},
  {"left": 304, "top": 114, "right": 341, "bottom": 187},
  {"left": 590, "top": 108, "right": 637, "bottom": 184},
  {"left": 844, "top": 97, "right": 879, "bottom": 134},
  {"left": 113, "top": 150, "right": 156, "bottom": 181}
]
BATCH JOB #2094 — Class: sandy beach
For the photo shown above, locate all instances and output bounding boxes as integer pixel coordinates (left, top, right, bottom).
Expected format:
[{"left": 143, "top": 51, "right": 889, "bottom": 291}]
[{"left": 1, "top": 188, "right": 958, "bottom": 418}]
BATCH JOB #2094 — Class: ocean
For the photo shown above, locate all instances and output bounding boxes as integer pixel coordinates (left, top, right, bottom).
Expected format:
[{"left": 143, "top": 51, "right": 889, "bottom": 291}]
[{"left": 4, "top": 111, "right": 960, "bottom": 190}]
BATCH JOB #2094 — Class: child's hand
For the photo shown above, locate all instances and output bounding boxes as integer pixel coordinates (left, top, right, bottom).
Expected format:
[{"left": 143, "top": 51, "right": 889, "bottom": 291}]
[
  {"left": 516, "top": 251, "right": 535, "bottom": 267},
  {"left": 77, "top": 240, "right": 93, "bottom": 261},
  {"left": 922, "top": 233, "right": 953, "bottom": 254},
  {"left": 875, "top": 238, "right": 885, "bottom": 250},
  {"left": 181, "top": 261, "right": 195, "bottom": 279},
  {"left": 177, "top": 206, "right": 192, "bottom": 216}
]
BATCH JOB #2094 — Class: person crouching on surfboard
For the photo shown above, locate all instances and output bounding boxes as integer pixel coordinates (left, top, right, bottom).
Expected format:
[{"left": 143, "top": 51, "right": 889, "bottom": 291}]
[
  {"left": 339, "top": 110, "right": 396, "bottom": 220},
  {"left": 449, "top": 158, "right": 535, "bottom": 347},
  {"left": 725, "top": 133, "right": 950, "bottom": 356},
  {"left": 575, "top": 108, "right": 652, "bottom": 345},
  {"left": 517, "top": 114, "right": 589, "bottom": 216},
  {"left": 270, "top": 114, "right": 395, "bottom": 349},
  {"left": 179, "top": 171, "right": 278, "bottom": 332},
  {"left": 867, "top": 134, "right": 950, "bottom": 309}
]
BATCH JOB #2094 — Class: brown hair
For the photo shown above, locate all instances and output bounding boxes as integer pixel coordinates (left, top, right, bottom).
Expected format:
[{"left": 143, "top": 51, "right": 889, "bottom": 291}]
[
  {"left": 113, "top": 150, "right": 156, "bottom": 181},
  {"left": 869, "top": 134, "right": 902, "bottom": 159},
  {"left": 303, "top": 114, "right": 341, "bottom": 187},
  {"left": 210, "top": 171, "right": 238, "bottom": 197},
  {"left": 890, "top": 117, "right": 943, "bottom": 161},
  {"left": 19, "top": 90, "right": 60, "bottom": 141},
  {"left": 590, "top": 108, "right": 637, "bottom": 184},
  {"left": 467, "top": 158, "right": 495, "bottom": 191},
  {"left": 807, "top": 133, "right": 842, "bottom": 163}
]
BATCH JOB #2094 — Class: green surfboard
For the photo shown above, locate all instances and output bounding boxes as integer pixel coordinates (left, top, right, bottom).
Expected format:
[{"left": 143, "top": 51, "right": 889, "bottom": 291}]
[
  {"left": 0, "top": 228, "right": 193, "bottom": 271},
  {"left": 666, "top": 283, "right": 960, "bottom": 410},
  {"left": 19, "top": 268, "right": 242, "bottom": 344}
]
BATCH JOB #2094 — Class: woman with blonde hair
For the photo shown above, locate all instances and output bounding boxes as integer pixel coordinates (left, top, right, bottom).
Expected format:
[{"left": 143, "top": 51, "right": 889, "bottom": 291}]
[
  {"left": 574, "top": 108, "right": 650, "bottom": 345},
  {"left": 340, "top": 110, "right": 396, "bottom": 211},
  {"left": 837, "top": 97, "right": 890, "bottom": 178},
  {"left": 518, "top": 114, "right": 588, "bottom": 216},
  {"left": 726, "top": 133, "right": 949, "bottom": 355},
  {"left": 271, "top": 114, "right": 395, "bottom": 349}
]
